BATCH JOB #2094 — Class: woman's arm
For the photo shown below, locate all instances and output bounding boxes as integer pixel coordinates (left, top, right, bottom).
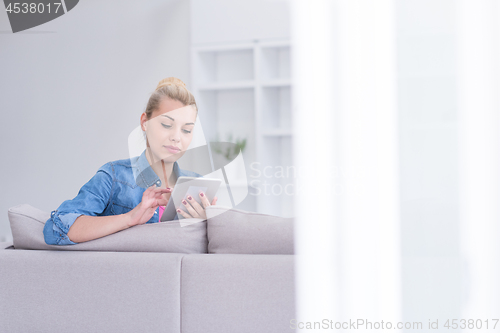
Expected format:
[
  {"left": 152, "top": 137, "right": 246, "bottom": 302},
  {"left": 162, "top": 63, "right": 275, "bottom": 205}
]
[
  {"left": 66, "top": 214, "right": 133, "bottom": 243},
  {"left": 44, "top": 163, "right": 114, "bottom": 245},
  {"left": 66, "top": 185, "right": 172, "bottom": 243}
]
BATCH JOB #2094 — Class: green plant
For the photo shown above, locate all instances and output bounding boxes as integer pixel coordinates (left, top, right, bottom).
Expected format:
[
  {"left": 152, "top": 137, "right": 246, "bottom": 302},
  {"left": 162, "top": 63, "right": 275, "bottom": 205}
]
[{"left": 213, "top": 132, "right": 247, "bottom": 161}]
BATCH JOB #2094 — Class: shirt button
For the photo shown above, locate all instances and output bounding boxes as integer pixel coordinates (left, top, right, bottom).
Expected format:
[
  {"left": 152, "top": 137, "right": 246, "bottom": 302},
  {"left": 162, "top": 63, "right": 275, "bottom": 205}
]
[{"left": 156, "top": 180, "right": 161, "bottom": 186}]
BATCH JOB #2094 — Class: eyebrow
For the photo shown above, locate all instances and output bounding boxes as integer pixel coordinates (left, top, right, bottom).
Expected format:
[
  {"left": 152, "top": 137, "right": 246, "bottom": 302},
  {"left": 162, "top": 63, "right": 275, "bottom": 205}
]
[{"left": 161, "top": 114, "right": 195, "bottom": 125}]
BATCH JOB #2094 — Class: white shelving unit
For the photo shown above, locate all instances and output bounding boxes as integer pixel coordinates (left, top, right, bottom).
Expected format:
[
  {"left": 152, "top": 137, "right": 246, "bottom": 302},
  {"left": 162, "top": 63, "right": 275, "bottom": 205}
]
[{"left": 191, "top": 39, "right": 294, "bottom": 217}]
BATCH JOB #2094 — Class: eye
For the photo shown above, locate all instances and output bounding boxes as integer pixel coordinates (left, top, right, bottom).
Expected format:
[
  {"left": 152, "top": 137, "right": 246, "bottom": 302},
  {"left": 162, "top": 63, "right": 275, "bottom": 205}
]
[
  {"left": 161, "top": 123, "right": 171, "bottom": 129},
  {"left": 183, "top": 129, "right": 192, "bottom": 134}
]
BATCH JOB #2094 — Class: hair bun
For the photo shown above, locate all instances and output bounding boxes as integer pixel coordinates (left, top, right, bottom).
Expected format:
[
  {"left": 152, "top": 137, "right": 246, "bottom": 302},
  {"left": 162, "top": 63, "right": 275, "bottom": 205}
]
[{"left": 156, "top": 77, "right": 187, "bottom": 90}]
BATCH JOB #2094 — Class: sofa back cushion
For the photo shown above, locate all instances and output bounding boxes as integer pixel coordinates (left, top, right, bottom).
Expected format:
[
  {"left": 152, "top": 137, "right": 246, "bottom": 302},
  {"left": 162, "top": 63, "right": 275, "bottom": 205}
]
[
  {"left": 8, "top": 204, "right": 208, "bottom": 253},
  {"left": 205, "top": 206, "right": 294, "bottom": 254}
]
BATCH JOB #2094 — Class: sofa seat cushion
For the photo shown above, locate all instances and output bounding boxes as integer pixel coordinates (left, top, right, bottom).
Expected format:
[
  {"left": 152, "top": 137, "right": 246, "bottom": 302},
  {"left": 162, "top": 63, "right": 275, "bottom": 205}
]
[
  {"left": 205, "top": 205, "right": 294, "bottom": 254},
  {"left": 8, "top": 204, "right": 208, "bottom": 253}
]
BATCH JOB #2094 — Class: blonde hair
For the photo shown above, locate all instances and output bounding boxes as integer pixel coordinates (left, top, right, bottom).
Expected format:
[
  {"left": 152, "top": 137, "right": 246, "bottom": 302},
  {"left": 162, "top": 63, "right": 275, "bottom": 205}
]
[{"left": 144, "top": 77, "right": 198, "bottom": 120}]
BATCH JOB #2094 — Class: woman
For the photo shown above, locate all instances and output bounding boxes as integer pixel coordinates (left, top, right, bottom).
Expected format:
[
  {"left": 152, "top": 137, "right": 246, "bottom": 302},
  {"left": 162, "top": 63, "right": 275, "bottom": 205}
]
[{"left": 43, "top": 77, "right": 217, "bottom": 245}]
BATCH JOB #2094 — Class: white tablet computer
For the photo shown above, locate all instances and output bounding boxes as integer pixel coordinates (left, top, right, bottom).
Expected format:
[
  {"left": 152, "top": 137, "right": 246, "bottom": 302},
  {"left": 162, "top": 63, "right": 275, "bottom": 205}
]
[{"left": 160, "top": 176, "right": 222, "bottom": 221}]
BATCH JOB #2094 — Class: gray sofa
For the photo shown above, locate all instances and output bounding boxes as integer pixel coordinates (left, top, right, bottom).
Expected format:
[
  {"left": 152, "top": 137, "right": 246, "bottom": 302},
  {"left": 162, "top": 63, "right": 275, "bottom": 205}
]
[{"left": 0, "top": 205, "right": 296, "bottom": 333}]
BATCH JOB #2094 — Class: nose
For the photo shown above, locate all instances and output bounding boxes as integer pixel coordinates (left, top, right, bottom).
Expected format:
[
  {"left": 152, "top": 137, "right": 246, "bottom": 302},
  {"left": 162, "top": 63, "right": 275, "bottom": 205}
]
[{"left": 170, "top": 127, "right": 181, "bottom": 143}]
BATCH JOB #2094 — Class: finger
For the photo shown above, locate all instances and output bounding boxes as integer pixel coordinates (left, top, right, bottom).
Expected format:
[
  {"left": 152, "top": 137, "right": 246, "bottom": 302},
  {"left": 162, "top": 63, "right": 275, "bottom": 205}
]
[
  {"left": 156, "top": 198, "right": 168, "bottom": 206},
  {"left": 153, "top": 188, "right": 171, "bottom": 199},
  {"left": 186, "top": 195, "right": 205, "bottom": 216},
  {"left": 149, "top": 188, "right": 171, "bottom": 201},
  {"left": 144, "top": 186, "right": 167, "bottom": 199},
  {"left": 176, "top": 208, "right": 191, "bottom": 219},
  {"left": 153, "top": 187, "right": 172, "bottom": 195},
  {"left": 211, "top": 196, "right": 218, "bottom": 206},
  {"left": 144, "top": 185, "right": 156, "bottom": 194},
  {"left": 146, "top": 188, "right": 170, "bottom": 206},
  {"left": 199, "top": 191, "right": 211, "bottom": 208},
  {"left": 148, "top": 195, "right": 167, "bottom": 208},
  {"left": 181, "top": 198, "right": 199, "bottom": 218},
  {"left": 147, "top": 198, "right": 168, "bottom": 210},
  {"left": 161, "top": 191, "right": 171, "bottom": 202},
  {"left": 143, "top": 188, "right": 158, "bottom": 208}
]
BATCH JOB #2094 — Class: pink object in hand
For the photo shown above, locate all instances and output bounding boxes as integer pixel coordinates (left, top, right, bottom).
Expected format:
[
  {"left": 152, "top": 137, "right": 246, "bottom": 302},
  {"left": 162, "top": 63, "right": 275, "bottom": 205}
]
[{"left": 158, "top": 205, "right": 165, "bottom": 222}]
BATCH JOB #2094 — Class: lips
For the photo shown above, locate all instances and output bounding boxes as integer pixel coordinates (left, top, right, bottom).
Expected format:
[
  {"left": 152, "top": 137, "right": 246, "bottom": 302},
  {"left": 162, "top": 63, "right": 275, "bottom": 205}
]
[{"left": 164, "top": 145, "right": 181, "bottom": 153}]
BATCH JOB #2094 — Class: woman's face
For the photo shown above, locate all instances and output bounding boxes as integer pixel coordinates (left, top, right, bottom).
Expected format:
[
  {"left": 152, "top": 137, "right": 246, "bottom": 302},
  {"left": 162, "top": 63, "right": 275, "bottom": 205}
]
[{"left": 141, "top": 98, "right": 197, "bottom": 163}]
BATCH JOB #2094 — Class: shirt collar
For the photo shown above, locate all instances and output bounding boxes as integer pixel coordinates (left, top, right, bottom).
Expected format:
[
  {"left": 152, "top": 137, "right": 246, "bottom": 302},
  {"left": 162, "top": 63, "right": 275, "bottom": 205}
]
[{"left": 132, "top": 149, "right": 181, "bottom": 188}]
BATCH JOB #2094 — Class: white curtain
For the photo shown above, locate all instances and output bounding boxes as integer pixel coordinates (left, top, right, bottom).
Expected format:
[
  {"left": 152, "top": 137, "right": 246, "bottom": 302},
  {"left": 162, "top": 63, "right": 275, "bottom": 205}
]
[
  {"left": 456, "top": 0, "right": 500, "bottom": 326},
  {"left": 292, "top": 0, "right": 401, "bottom": 330}
]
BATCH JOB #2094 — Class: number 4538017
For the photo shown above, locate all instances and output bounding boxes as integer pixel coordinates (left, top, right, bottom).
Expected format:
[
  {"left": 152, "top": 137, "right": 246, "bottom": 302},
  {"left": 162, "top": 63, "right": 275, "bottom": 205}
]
[
  {"left": 444, "top": 319, "right": 499, "bottom": 330},
  {"left": 5, "top": 2, "right": 62, "bottom": 14}
]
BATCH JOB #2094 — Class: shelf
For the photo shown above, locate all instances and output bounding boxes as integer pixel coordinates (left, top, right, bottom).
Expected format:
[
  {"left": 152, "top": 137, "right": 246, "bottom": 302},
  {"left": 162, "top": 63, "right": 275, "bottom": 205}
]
[
  {"left": 197, "top": 79, "right": 290, "bottom": 90},
  {"left": 261, "top": 86, "right": 291, "bottom": 132},
  {"left": 257, "top": 40, "right": 291, "bottom": 48},
  {"left": 262, "top": 129, "right": 293, "bottom": 136},
  {"left": 193, "top": 42, "right": 255, "bottom": 52},
  {"left": 260, "top": 45, "right": 290, "bottom": 81},
  {"left": 261, "top": 79, "right": 291, "bottom": 87},
  {"left": 255, "top": 135, "right": 294, "bottom": 217},
  {"left": 197, "top": 81, "right": 255, "bottom": 91},
  {"left": 260, "top": 136, "right": 294, "bottom": 166},
  {"left": 197, "top": 89, "right": 254, "bottom": 146},
  {"left": 192, "top": 39, "right": 293, "bottom": 217},
  {"left": 195, "top": 48, "right": 254, "bottom": 84}
]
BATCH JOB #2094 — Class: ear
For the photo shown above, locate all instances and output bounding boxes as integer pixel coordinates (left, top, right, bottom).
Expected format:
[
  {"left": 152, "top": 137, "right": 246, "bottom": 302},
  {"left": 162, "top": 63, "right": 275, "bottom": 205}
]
[{"left": 140, "top": 113, "right": 148, "bottom": 131}]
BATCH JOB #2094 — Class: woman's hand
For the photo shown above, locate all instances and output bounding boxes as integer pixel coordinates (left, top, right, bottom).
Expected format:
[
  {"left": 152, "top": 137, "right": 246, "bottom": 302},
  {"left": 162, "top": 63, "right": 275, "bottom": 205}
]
[
  {"left": 126, "top": 185, "right": 172, "bottom": 227},
  {"left": 176, "top": 191, "right": 218, "bottom": 220}
]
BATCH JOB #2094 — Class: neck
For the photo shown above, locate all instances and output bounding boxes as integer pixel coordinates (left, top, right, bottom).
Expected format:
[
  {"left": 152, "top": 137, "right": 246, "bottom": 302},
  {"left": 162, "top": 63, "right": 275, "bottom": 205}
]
[{"left": 145, "top": 147, "right": 176, "bottom": 188}]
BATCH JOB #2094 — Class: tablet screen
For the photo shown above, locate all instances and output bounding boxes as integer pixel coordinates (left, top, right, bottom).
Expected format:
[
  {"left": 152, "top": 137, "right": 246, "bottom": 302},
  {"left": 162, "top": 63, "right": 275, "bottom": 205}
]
[{"left": 160, "top": 177, "right": 221, "bottom": 222}]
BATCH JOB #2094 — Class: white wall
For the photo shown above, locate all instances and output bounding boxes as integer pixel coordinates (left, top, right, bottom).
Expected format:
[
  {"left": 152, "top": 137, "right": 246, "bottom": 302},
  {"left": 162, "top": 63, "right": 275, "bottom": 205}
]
[
  {"left": 191, "top": 0, "right": 290, "bottom": 44},
  {"left": 0, "top": 0, "right": 191, "bottom": 242}
]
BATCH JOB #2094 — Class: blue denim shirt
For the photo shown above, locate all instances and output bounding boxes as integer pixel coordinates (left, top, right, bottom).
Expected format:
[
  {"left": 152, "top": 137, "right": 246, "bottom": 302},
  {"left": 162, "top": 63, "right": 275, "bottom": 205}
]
[{"left": 43, "top": 149, "right": 202, "bottom": 245}]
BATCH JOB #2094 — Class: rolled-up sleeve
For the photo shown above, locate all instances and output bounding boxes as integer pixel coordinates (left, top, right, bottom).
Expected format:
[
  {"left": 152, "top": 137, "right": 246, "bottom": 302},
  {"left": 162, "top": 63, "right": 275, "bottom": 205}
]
[{"left": 43, "top": 163, "right": 114, "bottom": 245}]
